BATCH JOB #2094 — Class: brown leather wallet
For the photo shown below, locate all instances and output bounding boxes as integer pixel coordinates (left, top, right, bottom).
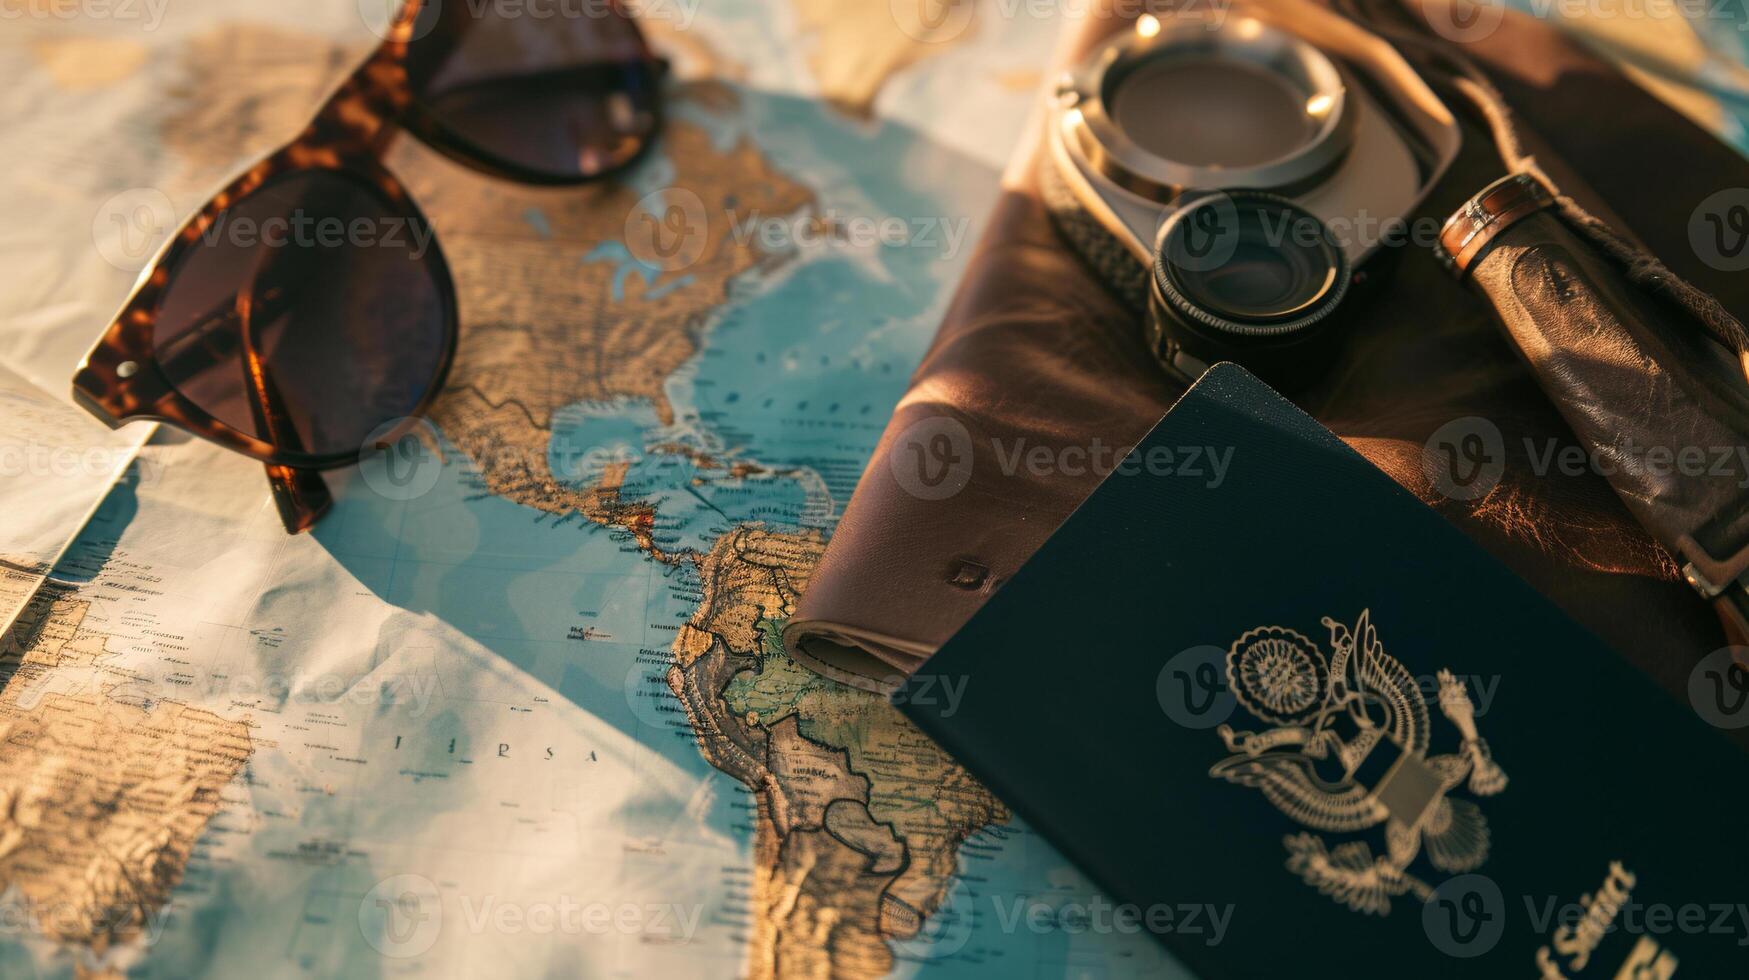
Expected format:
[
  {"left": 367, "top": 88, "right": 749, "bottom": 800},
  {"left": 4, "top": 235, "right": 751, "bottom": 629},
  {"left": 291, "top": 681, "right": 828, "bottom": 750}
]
[{"left": 785, "top": 0, "right": 1749, "bottom": 698}]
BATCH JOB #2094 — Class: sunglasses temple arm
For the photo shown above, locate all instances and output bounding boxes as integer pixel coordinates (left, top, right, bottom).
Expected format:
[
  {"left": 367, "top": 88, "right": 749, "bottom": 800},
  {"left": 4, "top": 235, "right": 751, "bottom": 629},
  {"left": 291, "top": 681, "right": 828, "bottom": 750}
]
[
  {"left": 233, "top": 264, "right": 333, "bottom": 534},
  {"left": 246, "top": 356, "right": 333, "bottom": 533},
  {"left": 265, "top": 463, "right": 333, "bottom": 533}
]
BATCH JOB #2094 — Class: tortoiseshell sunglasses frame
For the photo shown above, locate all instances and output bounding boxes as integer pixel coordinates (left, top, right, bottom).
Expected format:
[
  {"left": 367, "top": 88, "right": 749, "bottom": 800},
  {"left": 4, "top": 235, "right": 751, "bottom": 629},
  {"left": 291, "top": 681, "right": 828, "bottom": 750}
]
[{"left": 71, "top": 0, "right": 661, "bottom": 531}]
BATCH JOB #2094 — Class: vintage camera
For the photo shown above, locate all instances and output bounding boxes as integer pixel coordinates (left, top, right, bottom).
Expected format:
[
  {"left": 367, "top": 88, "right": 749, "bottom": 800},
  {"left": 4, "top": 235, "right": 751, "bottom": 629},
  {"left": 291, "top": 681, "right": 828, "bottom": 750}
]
[{"left": 1048, "top": 10, "right": 1458, "bottom": 389}]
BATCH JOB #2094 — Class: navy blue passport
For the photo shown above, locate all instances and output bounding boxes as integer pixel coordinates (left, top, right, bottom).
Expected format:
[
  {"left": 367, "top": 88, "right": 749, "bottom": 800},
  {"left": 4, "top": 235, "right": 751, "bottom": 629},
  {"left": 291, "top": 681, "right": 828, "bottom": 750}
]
[{"left": 895, "top": 364, "right": 1748, "bottom": 976}]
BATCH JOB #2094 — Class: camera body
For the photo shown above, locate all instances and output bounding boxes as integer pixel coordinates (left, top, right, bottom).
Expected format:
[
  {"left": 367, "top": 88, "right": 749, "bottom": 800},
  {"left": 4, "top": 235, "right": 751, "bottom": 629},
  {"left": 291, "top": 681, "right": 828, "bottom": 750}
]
[{"left": 1049, "top": 10, "right": 1457, "bottom": 389}]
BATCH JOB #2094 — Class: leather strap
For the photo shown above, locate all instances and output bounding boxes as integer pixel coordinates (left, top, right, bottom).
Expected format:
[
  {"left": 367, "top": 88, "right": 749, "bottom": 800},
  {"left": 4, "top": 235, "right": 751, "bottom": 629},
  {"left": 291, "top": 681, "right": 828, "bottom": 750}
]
[
  {"left": 1452, "top": 177, "right": 1749, "bottom": 640},
  {"left": 1437, "top": 172, "right": 1554, "bottom": 275}
]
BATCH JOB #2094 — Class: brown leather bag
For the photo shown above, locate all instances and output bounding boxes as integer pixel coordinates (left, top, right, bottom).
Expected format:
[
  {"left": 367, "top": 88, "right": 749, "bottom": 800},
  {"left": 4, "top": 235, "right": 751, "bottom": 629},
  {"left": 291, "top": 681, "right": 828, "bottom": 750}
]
[{"left": 785, "top": 0, "right": 1749, "bottom": 701}]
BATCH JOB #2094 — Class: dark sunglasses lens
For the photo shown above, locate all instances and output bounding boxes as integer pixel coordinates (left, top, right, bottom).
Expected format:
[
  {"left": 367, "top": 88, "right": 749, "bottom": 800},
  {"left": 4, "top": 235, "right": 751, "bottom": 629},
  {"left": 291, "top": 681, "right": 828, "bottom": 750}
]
[
  {"left": 152, "top": 170, "right": 450, "bottom": 460},
  {"left": 405, "top": 3, "right": 660, "bottom": 180}
]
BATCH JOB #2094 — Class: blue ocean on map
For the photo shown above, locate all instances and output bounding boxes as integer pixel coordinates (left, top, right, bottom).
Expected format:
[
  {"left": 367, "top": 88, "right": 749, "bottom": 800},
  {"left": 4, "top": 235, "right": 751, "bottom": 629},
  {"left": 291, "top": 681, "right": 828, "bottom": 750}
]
[
  {"left": 22, "top": 80, "right": 1181, "bottom": 980},
  {"left": 315, "top": 86, "right": 1182, "bottom": 979}
]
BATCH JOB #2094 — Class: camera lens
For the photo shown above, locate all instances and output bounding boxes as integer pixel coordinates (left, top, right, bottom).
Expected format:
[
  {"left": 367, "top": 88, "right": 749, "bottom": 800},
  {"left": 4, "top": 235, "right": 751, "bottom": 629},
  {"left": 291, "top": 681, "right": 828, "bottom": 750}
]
[
  {"left": 1150, "top": 192, "right": 1349, "bottom": 388},
  {"left": 1174, "top": 220, "right": 1338, "bottom": 324}
]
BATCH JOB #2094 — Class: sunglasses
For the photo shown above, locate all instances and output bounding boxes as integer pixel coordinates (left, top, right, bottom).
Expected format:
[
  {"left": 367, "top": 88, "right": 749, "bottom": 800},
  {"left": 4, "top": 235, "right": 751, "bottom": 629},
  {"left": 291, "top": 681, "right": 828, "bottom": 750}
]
[{"left": 71, "top": 0, "right": 665, "bottom": 533}]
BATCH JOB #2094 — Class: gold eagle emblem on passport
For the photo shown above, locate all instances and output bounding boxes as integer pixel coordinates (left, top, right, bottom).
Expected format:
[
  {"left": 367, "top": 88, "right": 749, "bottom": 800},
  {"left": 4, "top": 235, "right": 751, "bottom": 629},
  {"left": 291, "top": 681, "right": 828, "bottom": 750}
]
[{"left": 1209, "top": 610, "right": 1508, "bottom": 915}]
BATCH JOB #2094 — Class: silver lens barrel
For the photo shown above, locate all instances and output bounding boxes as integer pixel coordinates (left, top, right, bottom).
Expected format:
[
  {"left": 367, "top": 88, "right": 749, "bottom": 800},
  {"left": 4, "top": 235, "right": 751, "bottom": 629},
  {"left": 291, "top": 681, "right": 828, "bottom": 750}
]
[{"left": 1062, "top": 15, "right": 1355, "bottom": 201}]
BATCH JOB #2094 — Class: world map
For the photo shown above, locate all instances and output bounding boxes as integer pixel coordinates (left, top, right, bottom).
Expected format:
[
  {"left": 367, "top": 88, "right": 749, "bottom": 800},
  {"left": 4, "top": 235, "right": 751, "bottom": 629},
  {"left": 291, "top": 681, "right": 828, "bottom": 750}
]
[{"left": 0, "top": 2, "right": 1183, "bottom": 977}]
